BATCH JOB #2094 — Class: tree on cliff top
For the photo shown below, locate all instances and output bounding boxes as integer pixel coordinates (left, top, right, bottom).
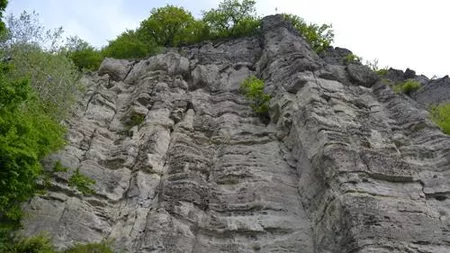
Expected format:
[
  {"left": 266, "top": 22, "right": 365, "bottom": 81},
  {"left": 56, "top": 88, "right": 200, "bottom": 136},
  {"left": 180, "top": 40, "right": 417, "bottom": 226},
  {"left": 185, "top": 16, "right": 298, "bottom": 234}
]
[
  {"left": 202, "top": 0, "right": 260, "bottom": 38},
  {"left": 138, "top": 5, "right": 201, "bottom": 47}
]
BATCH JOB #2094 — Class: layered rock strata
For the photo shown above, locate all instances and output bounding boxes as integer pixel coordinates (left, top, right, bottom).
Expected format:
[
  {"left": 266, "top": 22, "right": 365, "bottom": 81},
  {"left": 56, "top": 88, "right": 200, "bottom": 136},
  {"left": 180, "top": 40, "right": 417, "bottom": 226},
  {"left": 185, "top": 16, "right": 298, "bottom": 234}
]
[{"left": 22, "top": 15, "right": 450, "bottom": 253}]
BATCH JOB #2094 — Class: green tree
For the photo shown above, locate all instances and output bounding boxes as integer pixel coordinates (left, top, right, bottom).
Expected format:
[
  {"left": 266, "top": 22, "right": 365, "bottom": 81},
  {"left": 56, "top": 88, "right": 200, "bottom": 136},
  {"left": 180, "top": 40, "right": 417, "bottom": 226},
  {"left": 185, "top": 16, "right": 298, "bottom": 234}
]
[
  {"left": 282, "top": 14, "right": 334, "bottom": 53},
  {"left": 139, "top": 5, "right": 199, "bottom": 47},
  {"left": 0, "top": 0, "right": 7, "bottom": 32},
  {"left": 102, "top": 29, "right": 157, "bottom": 59},
  {"left": 202, "top": 0, "right": 260, "bottom": 39},
  {"left": 0, "top": 63, "right": 66, "bottom": 232},
  {"left": 64, "top": 36, "right": 103, "bottom": 71},
  {"left": 1, "top": 11, "right": 81, "bottom": 121}
]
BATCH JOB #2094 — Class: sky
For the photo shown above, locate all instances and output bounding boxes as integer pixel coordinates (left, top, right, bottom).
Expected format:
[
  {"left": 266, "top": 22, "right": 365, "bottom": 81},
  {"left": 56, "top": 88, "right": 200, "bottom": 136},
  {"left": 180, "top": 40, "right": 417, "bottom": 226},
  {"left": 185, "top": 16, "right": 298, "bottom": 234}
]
[{"left": 5, "top": 0, "right": 450, "bottom": 78}]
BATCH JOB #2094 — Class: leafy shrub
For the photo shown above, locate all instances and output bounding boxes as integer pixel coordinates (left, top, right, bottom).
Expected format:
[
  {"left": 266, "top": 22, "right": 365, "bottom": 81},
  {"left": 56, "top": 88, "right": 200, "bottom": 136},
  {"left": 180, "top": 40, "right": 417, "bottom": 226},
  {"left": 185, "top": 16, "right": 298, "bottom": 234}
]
[
  {"left": 240, "top": 76, "right": 271, "bottom": 115},
  {"left": 365, "top": 58, "right": 389, "bottom": 76},
  {"left": 68, "top": 169, "right": 96, "bottom": 195},
  {"left": 375, "top": 68, "right": 389, "bottom": 76},
  {"left": 102, "top": 29, "right": 159, "bottom": 59},
  {"left": 123, "top": 111, "right": 146, "bottom": 129},
  {"left": 2, "top": 234, "right": 55, "bottom": 253},
  {"left": 393, "top": 79, "right": 421, "bottom": 95},
  {"left": 53, "top": 161, "right": 68, "bottom": 173},
  {"left": 430, "top": 103, "right": 450, "bottom": 135},
  {"left": 282, "top": 14, "right": 334, "bottom": 53},
  {"left": 64, "top": 36, "right": 103, "bottom": 71},
  {"left": 343, "top": 53, "right": 362, "bottom": 64}
]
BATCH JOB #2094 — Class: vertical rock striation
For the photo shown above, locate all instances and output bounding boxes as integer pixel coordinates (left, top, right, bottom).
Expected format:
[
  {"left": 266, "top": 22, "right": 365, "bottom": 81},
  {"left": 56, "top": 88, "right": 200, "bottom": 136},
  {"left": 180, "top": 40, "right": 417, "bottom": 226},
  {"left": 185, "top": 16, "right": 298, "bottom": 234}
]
[{"left": 22, "top": 15, "right": 450, "bottom": 253}]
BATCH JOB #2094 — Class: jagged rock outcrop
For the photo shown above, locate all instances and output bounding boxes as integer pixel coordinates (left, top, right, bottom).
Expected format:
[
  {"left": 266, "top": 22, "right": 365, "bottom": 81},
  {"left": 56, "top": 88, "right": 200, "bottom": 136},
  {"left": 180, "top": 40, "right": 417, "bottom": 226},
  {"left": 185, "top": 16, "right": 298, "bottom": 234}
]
[
  {"left": 22, "top": 15, "right": 450, "bottom": 253},
  {"left": 413, "top": 75, "right": 450, "bottom": 106}
]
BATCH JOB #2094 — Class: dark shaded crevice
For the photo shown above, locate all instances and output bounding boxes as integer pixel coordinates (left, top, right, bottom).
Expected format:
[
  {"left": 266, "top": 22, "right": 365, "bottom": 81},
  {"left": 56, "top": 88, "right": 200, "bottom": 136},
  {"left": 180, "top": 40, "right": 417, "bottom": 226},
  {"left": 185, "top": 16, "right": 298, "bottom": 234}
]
[{"left": 122, "top": 61, "right": 138, "bottom": 82}]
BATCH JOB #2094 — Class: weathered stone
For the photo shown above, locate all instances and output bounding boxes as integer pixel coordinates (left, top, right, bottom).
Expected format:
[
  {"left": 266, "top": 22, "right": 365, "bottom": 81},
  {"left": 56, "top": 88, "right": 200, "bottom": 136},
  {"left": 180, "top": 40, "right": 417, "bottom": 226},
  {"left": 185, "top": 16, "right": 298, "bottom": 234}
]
[
  {"left": 404, "top": 68, "right": 416, "bottom": 79},
  {"left": 320, "top": 46, "right": 353, "bottom": 65},
  {"left": 413, "top": 75, "right": 450, "bottom": 105},
  {"left": 21, "top": 14, "right": 450, "bottom": 253},
  {"left": 347, "top": 63, "right": 380, "bottom": 87},
  {"left": 98, "top": 58, "right": 134, "bottom": 81}
]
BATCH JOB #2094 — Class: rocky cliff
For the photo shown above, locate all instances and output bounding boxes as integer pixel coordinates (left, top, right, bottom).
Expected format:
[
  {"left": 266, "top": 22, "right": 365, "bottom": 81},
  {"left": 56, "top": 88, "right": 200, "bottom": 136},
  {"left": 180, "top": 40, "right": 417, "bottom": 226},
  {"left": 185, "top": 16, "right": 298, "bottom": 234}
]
[{"left": 22, "top": 15, "right": 450, "bottom": 253}]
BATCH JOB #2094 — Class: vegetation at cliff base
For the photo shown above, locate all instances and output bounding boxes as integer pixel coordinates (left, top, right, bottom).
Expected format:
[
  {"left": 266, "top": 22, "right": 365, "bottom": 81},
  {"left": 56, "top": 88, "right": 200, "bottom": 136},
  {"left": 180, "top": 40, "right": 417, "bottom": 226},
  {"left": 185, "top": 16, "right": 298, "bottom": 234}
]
[
  {"left": 2, "top": 234, "right": 114, "bottom": 253},
  {"left": 240, "top": 76, "right": 271, "bottom": 115}
]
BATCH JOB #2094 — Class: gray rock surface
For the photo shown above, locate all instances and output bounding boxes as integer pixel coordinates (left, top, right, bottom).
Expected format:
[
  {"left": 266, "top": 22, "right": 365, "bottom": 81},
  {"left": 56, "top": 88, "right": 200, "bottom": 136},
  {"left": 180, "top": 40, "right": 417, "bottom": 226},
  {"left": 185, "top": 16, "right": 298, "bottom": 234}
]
[
  {"left": 320, "top": 47, "right": 353, "bottom": 65},
  {"left": 414, "top": 75, "right": 450, "bottom": 106},
  {"left": 22, "top": 15, "right": 450, "bottom": 253},
  {"left": 346, "top": 63, "right": 380, "bottom": 88},
  {"left": 98, "top": 58, "right": 135, "bottom": 81}
]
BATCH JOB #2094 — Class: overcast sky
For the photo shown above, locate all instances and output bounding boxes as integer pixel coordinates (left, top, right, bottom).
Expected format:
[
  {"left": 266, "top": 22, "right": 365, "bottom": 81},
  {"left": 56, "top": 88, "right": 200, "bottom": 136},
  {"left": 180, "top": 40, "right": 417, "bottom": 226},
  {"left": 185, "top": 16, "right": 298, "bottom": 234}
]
[{"left": 5, "top": 0, "right": 450, "bottom": 77}]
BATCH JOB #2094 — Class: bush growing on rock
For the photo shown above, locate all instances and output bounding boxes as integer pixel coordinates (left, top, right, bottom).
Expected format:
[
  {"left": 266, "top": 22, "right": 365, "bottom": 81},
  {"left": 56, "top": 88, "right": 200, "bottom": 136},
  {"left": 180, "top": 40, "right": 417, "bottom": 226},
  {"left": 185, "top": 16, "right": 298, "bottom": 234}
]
[
  {"left": 282, "top": 14, "right": 334, "bottom": 53},
  {"left": 68, "top": 169, "right": 96, "bottom": 195},
  {"left": 343, "top": 53, "right": 362, "bottom": 64},
  {"left": 393, "top": 79, "right": 421, "bottom": 95},
  {"left": 430, "top": 103, "right": 450, "bottom": 135},
  {"left": 240, "top": 76, "right": 271, "bottom": 115}
]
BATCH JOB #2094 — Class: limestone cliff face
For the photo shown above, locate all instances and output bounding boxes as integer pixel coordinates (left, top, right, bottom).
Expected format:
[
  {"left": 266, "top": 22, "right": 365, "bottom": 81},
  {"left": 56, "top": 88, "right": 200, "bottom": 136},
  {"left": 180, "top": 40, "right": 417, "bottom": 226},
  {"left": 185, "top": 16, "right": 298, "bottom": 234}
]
[{"left": 22, "top": 15, "right": 450, "bottom": 253}]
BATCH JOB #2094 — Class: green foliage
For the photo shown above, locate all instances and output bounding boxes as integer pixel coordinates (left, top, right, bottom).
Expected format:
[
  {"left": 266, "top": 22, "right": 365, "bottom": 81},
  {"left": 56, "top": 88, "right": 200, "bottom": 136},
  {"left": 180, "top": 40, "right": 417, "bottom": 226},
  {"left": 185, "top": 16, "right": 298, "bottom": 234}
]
[
  {"left": 1, "top": 11, "right": 82, "bottom": 121},
  {"left": 1, "top": 234, "right": 114, "bottom": 253},
  {"left": 62, "top": 242, "right": 114, "bottom": 253},
  {"left": 375, "top": 68, "right": 389, "bottom": 76},
  {"left": 202, "top": 0, "right": 260, "bottom": 39},
  {"left": 365, "top": 58, "right": 389, "bottom": 76},
  {"left": 0, "top": 0, "right": 7, "bottom": 33},
  {"left": 53, "top": 161, "right": 68, "bottom": 173},
  {"left": 2, "top": 234, "right": 55, "bottom": 253},
  {"left": 123, "top": 111, "right": 145, "bottom": 129},
  {"left": 102, "top": 29, "right": 158, "bottom": 59},
  {"left": 68, "top": 169, "right": 96, "bottom": 195},
  {"left": 343, "top": 53, "right": 362, "bottom": 64},
  {"left": 282, "top": 14, "right": 334, "bottom": 53},
  {"left": 393, "top": 79, "right": 421, "bottom": 95},
  {"left": 64, "top": 36, "right": 102, "bottom": 71},
  {"left": 430, "top": 103, "right": 450, "bottom": 135},
  {"left": 0, "top": 64, "right": 66, "bottom": 228},
  {"left": 240, "top": 76, "right": 270, "bottom": 115},
  {"left": 139, "top": 5, "right": 199, "bottom": 47}
]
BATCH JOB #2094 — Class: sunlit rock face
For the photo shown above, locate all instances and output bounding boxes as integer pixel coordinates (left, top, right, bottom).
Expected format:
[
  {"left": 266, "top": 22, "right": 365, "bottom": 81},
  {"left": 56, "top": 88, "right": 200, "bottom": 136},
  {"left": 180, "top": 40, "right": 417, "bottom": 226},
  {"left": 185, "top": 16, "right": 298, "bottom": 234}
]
[{"left": 22, "top": 15, "right": 450, "bottom": 253}]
